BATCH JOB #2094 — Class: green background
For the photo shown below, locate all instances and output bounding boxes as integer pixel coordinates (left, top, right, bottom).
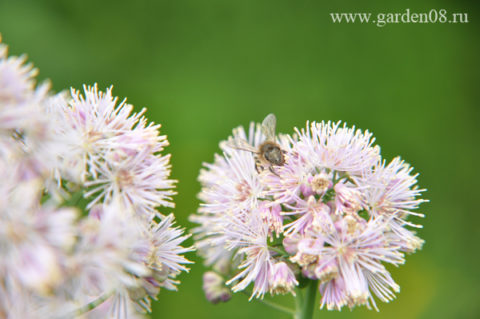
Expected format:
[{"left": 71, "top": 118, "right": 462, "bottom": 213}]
[{"left": 0, "top": 0, "right": 478, "bottom": 318}]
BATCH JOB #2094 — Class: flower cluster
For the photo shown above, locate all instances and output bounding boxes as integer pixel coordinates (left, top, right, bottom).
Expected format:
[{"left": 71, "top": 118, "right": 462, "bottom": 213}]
[
  {"left": 0, "top": 38, "right": 191, "bottom": 318},
  {"left": 191, "top": 115, "right": 426, "bottom": 310}
]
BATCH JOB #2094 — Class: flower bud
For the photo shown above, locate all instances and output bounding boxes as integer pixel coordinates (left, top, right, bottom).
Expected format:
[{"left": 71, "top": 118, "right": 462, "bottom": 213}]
[
  {"left": 269, "top": 262, "right": 298, "bottom": 295},
  {"left": 203, "top": 271, "right": 231, "bottom": 304}
]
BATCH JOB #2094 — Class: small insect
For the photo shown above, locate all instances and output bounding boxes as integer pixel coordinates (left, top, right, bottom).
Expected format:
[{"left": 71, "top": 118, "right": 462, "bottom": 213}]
[{"left": 229, "top": 113, "right": 285, "bottom": 174}]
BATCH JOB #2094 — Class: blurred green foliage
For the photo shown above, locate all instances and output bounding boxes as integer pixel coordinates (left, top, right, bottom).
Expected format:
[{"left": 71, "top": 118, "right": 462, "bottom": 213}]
[{"left": 0, "top": 0, "right": 478, "bottom": 318}]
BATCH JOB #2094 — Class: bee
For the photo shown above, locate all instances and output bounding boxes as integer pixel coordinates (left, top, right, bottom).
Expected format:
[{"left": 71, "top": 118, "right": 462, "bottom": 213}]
[{"left": 229, "top": 113, "right": 285, "bottom": 174}]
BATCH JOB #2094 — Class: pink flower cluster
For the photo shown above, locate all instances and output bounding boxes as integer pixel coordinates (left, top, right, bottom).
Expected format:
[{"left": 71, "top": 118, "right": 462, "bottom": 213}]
[
  {"left": 0, "top": 38, "right": 191, "bottom": 318},
  {"left": 192, "top": 115, "right": 426, "bottom": 310}
]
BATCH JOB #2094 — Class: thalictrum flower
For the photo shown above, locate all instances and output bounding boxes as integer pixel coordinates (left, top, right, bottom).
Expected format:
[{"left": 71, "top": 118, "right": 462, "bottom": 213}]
[
  {"left": 48, "top": 84, "right": 176, "bottom": 220},
  {"left": 191, "top": 114, "right": 426, "bottom": 314},
  {"left": 0, "top": 39, "right": 192, "bottom": 318}
]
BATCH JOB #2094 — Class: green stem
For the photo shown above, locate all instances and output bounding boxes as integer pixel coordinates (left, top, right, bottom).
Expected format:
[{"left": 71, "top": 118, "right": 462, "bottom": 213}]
[
  {"left": 295, "top": 280, "right": 318, "bottom": 319},
  {"left": 268, "top": 246, "right": 288, "bottom": 256},
  {"left": 295, "top": 286, "right": 304, "bottom": 318},
  {"left": 242, "top": 291, "right": 295, "bottom": 315},
  {"left": 69, "top": 291, "right": 113, "bottom": 317},
  {"left": 258, "top": 298, "right": 296, "bottom": 316}
]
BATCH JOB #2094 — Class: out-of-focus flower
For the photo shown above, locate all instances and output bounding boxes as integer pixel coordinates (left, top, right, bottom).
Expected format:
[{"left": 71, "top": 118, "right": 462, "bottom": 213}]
[
  {"left": 0, "top": 148, "right": 77, "bottom": 297},
  {"left": 191, "top": 114, "right": 427, "bottom": 311},
  {"left": 0, "top": 38, "right": 192, "bottom": 318},
  {"left": 203, "top": 271, "right": 232, "bottom": 304},
  {"left": 0, "top": 38, "right": 59, "bottom": 182}
]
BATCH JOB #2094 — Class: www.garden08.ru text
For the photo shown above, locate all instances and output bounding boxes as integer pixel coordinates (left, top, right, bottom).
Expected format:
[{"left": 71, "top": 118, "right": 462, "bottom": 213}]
[{"left": 330, "top": 9, "right": 469, "bottom": 27}]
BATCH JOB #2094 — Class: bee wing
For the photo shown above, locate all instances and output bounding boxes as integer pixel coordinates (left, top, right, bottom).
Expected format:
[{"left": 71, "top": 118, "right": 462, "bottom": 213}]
[
  {"left": 224, "top": 137, "right": 258, "bottom": 153},
  {"left": 261, "top": 113, "right": 277, "bottom": 141}
]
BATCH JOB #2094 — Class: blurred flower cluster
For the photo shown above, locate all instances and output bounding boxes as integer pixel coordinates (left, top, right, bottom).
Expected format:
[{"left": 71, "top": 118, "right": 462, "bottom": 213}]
[
  {"left": 0, "top": 38, "right": 191, "bottom": 318},
  {"left": 191, "top": 114, "right": 426, "bottom": 310}
]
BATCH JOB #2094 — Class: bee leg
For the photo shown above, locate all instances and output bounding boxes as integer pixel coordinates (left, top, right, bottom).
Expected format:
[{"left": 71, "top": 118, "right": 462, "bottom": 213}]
[
  {"left": 255, "top": 160, "right": 264, "bottom": 173},
  {"left": 269, "top": 165, "right": 280, "bottom": 177}
]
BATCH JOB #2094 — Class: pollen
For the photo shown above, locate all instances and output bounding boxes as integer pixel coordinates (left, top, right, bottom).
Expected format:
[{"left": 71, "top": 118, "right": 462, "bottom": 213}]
[{"left": 311, "top": 174, "right": 330, "bottom": 193}]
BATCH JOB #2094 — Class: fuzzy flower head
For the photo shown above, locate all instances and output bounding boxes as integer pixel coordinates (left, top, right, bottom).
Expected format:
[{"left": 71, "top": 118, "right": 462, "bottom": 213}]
[
  {"left": 0, "top": 39, "right": 192, "bottom": 318},
  {"left": 47, "top": 84, "right": 176, "bottom": 220},
  {"left": 191, "top": 114, "right": 427, "bottom": 311}
]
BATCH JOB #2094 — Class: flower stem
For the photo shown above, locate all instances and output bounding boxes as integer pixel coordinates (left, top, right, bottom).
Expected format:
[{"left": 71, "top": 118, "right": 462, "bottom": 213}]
[
  {"left": 242, "top": 291, "right": 295, "bottom": 315},
  {"left": 295, "top": 279, "right": 318, "bottom": 319},
  {"left": 258, "top": 298, "right": 296, "bottom": 315},
  {"left": 268, "top": 245, "right": 288, "bottom": 257},
  {"left": 67, "top": 291, "right": 113, "bottom": 318}
]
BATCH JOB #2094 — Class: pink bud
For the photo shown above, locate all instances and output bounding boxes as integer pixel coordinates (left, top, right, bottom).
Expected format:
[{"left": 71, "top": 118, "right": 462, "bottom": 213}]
[{"left": 202, "top": 271, "right": 231, "bottom": 304}]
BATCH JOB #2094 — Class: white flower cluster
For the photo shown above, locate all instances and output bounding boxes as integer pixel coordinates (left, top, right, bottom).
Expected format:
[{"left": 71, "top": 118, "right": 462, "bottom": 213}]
[
  {"left": 0, "top": 38, "right": 191, "bottom": 318},
  {"left": 191, "top": 115, "right": 426, "bottom": 310}
]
